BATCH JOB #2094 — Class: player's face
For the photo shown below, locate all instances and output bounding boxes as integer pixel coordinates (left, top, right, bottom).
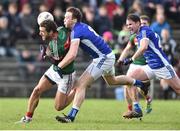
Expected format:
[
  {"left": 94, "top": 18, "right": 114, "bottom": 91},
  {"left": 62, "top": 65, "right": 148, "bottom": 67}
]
[
  {"left": 39, "top": 26, "right": 51, "bottom": 41},
  {"left": 126, "top": 19, "right": 140, "bottom": 34},
  {"left": 64, "top": 12, "right": 75, "bottom": 28},
  {"left": 140, "top": 19, "right": 149, "bottom": 26}
]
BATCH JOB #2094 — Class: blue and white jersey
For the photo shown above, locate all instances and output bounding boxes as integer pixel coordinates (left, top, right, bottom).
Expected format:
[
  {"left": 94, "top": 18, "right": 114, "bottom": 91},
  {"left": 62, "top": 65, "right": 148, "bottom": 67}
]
[
  {"left": 71, "top": 22, "right": 112, "bottom": 58},
  {"left": 137, "top": 26, "right": 170, "bottom": 69}
]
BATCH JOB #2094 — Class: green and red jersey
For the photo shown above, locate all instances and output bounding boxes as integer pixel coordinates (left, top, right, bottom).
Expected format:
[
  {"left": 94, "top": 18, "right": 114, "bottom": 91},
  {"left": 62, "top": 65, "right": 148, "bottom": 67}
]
[
  {"left": 129, "top": 34, "right": 146, "bottom": 65},
  {"left": 49, "top": 27, "right": 74, "bottom": 74}
]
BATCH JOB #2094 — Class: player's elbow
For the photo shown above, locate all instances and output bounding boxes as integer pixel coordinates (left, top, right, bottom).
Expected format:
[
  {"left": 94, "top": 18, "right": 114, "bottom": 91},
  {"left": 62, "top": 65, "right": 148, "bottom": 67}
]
[{"left": 69, "top": 53, "right": 77, "bottom": 61}]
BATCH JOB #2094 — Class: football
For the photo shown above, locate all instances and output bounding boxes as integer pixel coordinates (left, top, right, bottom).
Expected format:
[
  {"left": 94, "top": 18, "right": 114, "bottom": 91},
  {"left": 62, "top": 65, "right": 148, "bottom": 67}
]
[{"left": 37, "top": 11, "right": 54, "bottom": 25}]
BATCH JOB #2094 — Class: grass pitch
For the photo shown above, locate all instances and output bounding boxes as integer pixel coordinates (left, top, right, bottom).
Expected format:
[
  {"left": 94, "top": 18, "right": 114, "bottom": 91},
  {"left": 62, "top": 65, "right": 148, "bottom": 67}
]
[{"left": 0, "top": 98, "right": 180, "bottom": 130}]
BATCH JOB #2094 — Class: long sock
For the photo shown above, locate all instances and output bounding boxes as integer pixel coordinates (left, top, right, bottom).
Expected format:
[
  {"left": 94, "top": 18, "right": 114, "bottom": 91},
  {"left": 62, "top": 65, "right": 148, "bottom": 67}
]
[
  {"left": 26, "top": 112, "right": 33, "bottom": 118},
  {"left": 133, "top": 80, "right": 143, "bottom": 89},
  {"left": 67, "top": 106, "right": 79, "bottom": 121},
  {"left": 133, "top": 102, "right": 142, "bottom": 113},
  {"left": 128, "top": 104, "right": 132, "bottom": 111}
]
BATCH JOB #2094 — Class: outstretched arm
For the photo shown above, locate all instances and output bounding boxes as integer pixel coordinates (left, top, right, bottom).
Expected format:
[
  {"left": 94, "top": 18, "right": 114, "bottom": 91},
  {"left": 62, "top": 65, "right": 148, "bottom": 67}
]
[
  {"left": 58, "top": 39, "right": 80, "bottom": 69},
  {"left": 132, "top": 38, "right": 149, "bottom": 61},
  {"left": 117, "top": 41, "right": 134, "bottom": 62}
]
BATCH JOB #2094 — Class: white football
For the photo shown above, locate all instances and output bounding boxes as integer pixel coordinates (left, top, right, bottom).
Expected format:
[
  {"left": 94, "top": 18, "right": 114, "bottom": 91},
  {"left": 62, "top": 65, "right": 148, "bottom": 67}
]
[{"left": 37, "top": 11, "right": 54, "bottom": 25}]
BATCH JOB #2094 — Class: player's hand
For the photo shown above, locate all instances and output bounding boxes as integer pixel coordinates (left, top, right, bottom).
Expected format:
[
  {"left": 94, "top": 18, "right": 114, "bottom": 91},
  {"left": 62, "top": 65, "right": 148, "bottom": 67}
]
[
  {"left": 115, "top": 60, "right": 123, "bottom": 67},
  {"left": 45, "top": 56, "right": 59, "bottom": 65},
  {"left": 40, "top": 44, "right": 46, "bottom": 60},
  {"left": 56, "top": 66, "right": 63, "bottom": 78},
  {"left": 123, "top": 58, "right": 133, "bottom": 65}
]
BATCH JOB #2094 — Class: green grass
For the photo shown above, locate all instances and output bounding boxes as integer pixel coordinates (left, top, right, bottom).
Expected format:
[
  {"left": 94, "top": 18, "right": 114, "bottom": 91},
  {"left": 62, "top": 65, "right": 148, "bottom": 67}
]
[{"left": 0, "top": 98, "right": 180, "bottom": 130}]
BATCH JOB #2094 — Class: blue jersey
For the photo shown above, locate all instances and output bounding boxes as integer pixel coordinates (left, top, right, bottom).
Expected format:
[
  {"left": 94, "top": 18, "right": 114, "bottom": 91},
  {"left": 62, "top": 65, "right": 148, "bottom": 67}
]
[
  {"left": 137, "top": 26, "right": 170, "bottom": 69},
  {"left": 71, "top": 22, "right": 112, "bottom": 58}
]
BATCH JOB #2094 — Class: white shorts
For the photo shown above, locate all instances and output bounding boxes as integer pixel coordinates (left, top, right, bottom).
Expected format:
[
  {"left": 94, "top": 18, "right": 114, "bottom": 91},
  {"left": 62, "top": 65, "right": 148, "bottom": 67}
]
[
  {"left": 44, "top": 65, "right": 76, "bottom": 94},
  {"left": 85, "top": 52, "right": 116, "bottom": 80},
  {"left": 126, "top": 63, "right": 147, "bottom": 75},
  {"left": 142, "top": 64, "right": 176, "bottom": 80}
]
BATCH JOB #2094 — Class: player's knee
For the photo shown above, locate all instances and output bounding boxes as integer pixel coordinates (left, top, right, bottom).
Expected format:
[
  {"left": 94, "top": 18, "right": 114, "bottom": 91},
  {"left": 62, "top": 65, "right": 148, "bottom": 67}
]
[
  {"left": 33, "top": 87, "right": 41, "bottom": 97},
  {"left": 55, "top": 104, "right": 65, "bottom": 111}
]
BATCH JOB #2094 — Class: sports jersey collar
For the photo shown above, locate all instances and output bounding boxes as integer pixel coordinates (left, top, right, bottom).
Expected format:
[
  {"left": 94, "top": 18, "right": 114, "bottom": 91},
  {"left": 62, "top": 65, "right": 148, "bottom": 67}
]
[
  {"left": 136, "top": 26, "right": 148, "bottom": 37},
  {"left": 72, "top": 22, "right": 80, "bottom": 30},
  {"left": 136, "top": 26, "right": 142, "bottom": 37}
]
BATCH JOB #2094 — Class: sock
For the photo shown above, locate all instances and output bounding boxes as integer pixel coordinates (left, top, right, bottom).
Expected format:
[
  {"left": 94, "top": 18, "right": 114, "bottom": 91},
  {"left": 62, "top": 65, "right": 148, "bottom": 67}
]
[
  {"left": 133, "top": 102, "right": 142, "bottom": 113},
  {"left": 146, "top": 95, "right": 152, "bottom": 103},
  {"left": 128, "top": 104, "right": 132, "bottom": 111},
  {"left": 26, "top": 112, "right": 33, "bottom": 118},
  {"left": 133, "top": 80, "right": 143, "bottom": 88},
  {"left": 67, "top": 107, "right": 79, "bottom": 121}
]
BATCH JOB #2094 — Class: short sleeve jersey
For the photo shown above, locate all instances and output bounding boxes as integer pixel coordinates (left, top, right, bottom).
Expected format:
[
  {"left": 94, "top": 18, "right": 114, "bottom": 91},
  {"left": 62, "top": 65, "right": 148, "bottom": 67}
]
[
  {"left": 129, "top": 34, "right": 146, "bottom": 65},
  {"left": 49, "top": 27, "right": 74, "bottom": 74},
  {"left": 136, "top": 26, "right": 170, "bottom": 69},
  {"left": 71, "top": 22, "right": 112, "bottom": 58}
]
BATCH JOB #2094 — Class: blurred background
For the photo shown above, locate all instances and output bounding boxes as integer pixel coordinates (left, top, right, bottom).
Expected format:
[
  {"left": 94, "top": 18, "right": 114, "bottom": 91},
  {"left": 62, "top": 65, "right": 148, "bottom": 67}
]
[{"left": 0, "top": 0, "right": 180, "bottom": 100}]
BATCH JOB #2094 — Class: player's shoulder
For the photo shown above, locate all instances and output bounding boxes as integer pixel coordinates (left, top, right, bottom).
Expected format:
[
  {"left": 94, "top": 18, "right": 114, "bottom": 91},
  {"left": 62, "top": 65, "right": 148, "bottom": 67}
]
[
  {"left": 140, "top": 26, "right": 151, "bottom": 32},
  {"left": 140, "top": 26, "right": 154, "bottom": 37},
  {"left": 74, "top": 22, "right": 87, "bottom": 29},
  {"left": 57, "top": 26, "right": 70, "bottom": 33},
  {"left": 130, "top": 34, "right": 136, "bottom": 39}
]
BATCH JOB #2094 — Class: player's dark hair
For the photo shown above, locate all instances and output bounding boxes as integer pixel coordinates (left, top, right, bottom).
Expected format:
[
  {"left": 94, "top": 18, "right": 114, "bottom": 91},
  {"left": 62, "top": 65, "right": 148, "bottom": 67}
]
[
  {"left": 40, "top": 20, "right": 57, "bottom": 33},
  {"left": 66, "top": 7, "right": 82, "bottom": 22},
  {"left": 140, "top": 15, "right": 150, "bottom": 24},
  {"left": 127, "top": 14, "right": 140, "bottom": 23}
]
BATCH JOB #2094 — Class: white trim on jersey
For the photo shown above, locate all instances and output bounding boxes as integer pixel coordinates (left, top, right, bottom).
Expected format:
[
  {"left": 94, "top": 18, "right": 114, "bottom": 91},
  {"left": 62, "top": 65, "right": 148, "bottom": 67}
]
[
  {"left": 81, "top": 39, "right": 105, "bottom": 56},
  {"left": 143, "top": 37, "right": 169, "bottom": 66},
  {"left": 71, "top": 38, "right": 80, "bottom": 42}
]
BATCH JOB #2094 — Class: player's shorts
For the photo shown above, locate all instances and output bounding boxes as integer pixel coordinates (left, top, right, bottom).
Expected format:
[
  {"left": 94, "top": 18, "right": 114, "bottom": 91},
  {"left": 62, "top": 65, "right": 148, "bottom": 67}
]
[
  {"left": 44, "top": 65, "right": 76, "bottom": 94},
  {"left": 126, "top": 63, "right": 146, "bottom": 75},
  {"left": 85, "top": 52, "right": 115, "bottom": 80},
  {"left": 142, "top": 64, "right": 176, "bottom": 80}
]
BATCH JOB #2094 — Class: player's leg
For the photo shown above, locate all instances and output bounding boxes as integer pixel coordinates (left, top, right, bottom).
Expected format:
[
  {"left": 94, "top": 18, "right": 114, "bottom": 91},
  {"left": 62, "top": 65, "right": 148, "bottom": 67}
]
[
  {"left": 56, "top": 71, "right": 95, "bottom": 123},
  {"left": 155, "top": 65, "right": 180, "bottom": 94},
  {"left": 124, "top": 86, "right": 133, "bottom": 111},
  {"left": 122, "top": 64, "right": 140, "bottom": 117},
  {"left": 54, "top": 72, "right": 77, "bottom": 111},
  {"left": 103, "top": 74, "right": 147, "bottom": 90},
  {"left": 122, "top": 85, "right": 134, "bottom": 118},
  {"left": 56, "top": 56, "right": 110, "bottom": 123},
  {"left": 126, "top": 69, "right": 143, "bottom": 118},
  {"left": 123, "top": 66, "right": 153, "bottom": 118},
  {"left": 55, "top": 89, "right": 76, "bottom": 111},
  {"left": 164, "top": 76, "right": 180, "bottom": 94},
  {"left": 19, "top": 75, "right": 53, "bottom": 123}
]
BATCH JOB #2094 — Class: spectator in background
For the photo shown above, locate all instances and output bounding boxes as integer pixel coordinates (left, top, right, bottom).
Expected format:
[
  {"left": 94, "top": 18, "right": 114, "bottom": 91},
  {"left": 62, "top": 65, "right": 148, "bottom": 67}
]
[
  {"left": 117, "top": 24, "right": 130, "bottom": 50},
  {"left": 161, "top": 29, "right": 177, "bottom": 62},
  {"left": 104, "top": 0, "right": 118, "bottom": 20},
  {"left": 82, "top": 4, "right": 95, "bottom": 29},
  {"left": 94, "top": 5, "right": 112, "bottom": 35},
  {"left": 128, "top": 0, "right": 144, "bottom": 16},
  {"left": 17, "top": 49, "right": 36, "bottom": 80},
  {"left": 6, "top": 2, "right": 27, "bottom": 40},
  {"left": 0, "top": 16, "right": 18, "bottom": 57},
  {"left": 53, "top": 6, "right": 64, "bottom": 27},
  {"left": 0, "top": 4, "right": 5, "bottom": 17},
  {"left": 38, "top": 2, "right": 49, "bottom": 12},
  {"left": 164, "top": 0, "right": 180, "bottom": 22},
  {"left": 160, "top": 28, "right": 177, "bottom": 99},
  {"left": 19, "top": 3, "right": 37, "bottom": 39},
  {"left": 143, "top": 0, "right": 163, "bottom": 19},
  {"left": 112, "top": 5, "right": 126, "bottom": 33},
  {"left": 0, "top": 16, "right": 10, "bottom": 57},
  {"left": 150, "top": 10, "right": 172, "bottom": 39}
]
